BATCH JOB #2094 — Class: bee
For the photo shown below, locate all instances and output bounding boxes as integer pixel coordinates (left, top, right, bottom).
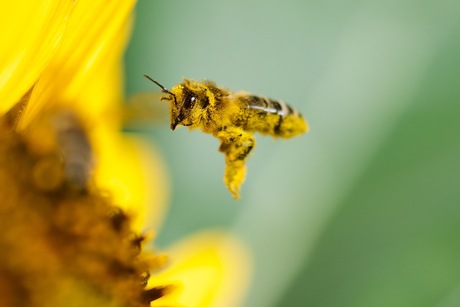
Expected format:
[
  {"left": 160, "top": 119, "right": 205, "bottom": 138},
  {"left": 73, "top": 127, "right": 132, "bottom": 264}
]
[{"left": 144, "top": 74, "right": 309, "bottom": 199}]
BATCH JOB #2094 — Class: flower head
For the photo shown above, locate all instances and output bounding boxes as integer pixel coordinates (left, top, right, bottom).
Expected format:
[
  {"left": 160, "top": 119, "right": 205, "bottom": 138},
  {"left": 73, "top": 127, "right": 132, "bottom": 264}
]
[{"left": 0, "top": 1, "right": 251, "bottom": 306}]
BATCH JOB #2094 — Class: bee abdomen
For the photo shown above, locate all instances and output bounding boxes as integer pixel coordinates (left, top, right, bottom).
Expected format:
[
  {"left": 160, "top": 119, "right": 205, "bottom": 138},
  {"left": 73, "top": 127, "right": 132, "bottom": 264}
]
[{"left": 245, "top": 95, "right": 307, "bottom": 137}]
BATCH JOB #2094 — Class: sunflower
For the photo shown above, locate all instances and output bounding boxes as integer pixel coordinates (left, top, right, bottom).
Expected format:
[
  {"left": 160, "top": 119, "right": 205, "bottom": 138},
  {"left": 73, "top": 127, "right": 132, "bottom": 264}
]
[{"left": 0, "top": 1, "right": 251, "bottom": 306}]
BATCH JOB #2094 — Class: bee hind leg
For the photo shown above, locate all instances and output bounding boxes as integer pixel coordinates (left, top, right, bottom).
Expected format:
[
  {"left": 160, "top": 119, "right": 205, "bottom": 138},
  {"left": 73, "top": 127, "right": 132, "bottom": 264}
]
[{"left": 217, "top": 129, "right": 255, "bottom": 199}]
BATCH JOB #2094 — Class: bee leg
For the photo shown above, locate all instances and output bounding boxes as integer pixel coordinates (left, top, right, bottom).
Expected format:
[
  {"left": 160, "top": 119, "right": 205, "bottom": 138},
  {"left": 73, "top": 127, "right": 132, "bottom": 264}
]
[{"left": 217, "top": 128, "right": 255, "bottom": 199}]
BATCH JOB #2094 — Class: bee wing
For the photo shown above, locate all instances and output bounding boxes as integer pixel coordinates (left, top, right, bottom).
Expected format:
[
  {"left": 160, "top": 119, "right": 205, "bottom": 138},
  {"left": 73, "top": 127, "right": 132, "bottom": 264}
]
[{"left": 123, "top": 92, "right": 169, "bottom": 128}]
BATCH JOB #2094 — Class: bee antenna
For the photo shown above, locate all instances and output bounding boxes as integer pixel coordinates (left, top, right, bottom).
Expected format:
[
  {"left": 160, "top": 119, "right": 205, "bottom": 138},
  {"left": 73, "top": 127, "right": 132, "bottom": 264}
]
[{"left": 143, "top": 74, "right": 177, "bottom": 105}]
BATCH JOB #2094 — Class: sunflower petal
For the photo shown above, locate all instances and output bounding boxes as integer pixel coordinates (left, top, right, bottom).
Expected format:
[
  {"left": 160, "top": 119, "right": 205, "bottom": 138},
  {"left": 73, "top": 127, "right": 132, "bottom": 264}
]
[
  {"left": 17, "top": 0, "right": 136, "bottom": 130},
  {"left": 0, "top": 1, "right": 73, "bottom": 115},
  {"left": 91, "top": 128, "right": 170, "bottom": 232},
  {"left": 148, "top": 231, "right": 252, "bottom": 307}
]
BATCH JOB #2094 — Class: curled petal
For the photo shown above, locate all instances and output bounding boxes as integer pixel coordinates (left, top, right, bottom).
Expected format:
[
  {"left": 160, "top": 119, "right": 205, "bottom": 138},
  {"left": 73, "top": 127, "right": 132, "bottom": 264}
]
[{"left": 148, "top": 231, "right": 252, "bottom": 307}]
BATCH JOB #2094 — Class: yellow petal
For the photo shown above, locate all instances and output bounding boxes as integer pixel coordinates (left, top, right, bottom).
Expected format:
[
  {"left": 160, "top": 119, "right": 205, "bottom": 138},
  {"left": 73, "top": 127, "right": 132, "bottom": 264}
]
[
  {"left": 91, "top": 128, "right": 170, "bottom": 232},
  {"left": 17, "top": 0, "right": 136, "bottom": 130},
  {"left": 148, "top": 230, "right": 252, "bottom": 307},
  {"left": 0, "top": 1, "right": 73, "bottom": 115}
]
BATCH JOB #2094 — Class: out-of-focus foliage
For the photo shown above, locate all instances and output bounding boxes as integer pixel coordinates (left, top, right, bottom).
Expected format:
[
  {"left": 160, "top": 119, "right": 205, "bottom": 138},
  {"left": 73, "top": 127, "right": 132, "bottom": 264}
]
[{"left": 279, "top": 34, "right": 460, "bottom": 307}]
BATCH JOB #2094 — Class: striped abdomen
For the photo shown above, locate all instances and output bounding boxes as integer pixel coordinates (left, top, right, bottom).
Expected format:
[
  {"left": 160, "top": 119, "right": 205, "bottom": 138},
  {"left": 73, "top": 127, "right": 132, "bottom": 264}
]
[{"left": 240, "top": 95, "right": 308, "bottom": 138}]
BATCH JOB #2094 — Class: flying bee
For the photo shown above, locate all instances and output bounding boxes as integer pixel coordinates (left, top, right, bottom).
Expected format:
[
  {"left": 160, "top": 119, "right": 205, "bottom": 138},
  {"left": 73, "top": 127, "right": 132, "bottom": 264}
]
[{"left": 144, "top": 74, "right": 309, "bottom": 199}]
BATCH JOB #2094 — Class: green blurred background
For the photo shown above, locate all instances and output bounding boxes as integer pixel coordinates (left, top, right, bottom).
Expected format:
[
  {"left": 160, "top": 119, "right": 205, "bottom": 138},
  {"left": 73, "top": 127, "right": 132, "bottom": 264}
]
[{"left": 125, "top": 1, "right": 460, "bottom": 306}]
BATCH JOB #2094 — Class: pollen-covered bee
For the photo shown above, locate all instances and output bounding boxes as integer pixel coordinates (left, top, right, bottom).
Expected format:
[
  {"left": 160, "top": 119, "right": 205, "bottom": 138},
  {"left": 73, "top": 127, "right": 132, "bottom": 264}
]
[{"left": 144, "top": 74, "right": 309, "bottom": 199}]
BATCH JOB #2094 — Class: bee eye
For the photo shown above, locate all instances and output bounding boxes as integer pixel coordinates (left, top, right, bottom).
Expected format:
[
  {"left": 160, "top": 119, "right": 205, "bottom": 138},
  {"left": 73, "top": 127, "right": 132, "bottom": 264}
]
[{"left": 184, "top": 95, "right": 196, "bottom": 109}]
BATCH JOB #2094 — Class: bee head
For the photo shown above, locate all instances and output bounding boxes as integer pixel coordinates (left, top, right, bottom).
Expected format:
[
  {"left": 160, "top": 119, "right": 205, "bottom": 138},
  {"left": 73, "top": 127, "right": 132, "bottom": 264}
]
[
  {"left": 144, "top": 75, "right": 210, "bottom": 130},
  {"left": 144, "top": 74, "right": 179, "bottom": 130}
]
